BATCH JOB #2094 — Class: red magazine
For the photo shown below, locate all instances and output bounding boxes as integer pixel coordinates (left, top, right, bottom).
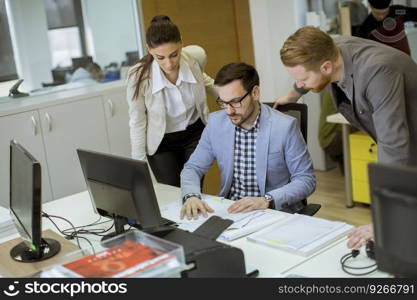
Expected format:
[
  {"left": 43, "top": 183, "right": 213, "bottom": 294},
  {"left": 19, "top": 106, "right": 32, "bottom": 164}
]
[{"left": 62, "top": 240, "right": 172, "bottom": 277}]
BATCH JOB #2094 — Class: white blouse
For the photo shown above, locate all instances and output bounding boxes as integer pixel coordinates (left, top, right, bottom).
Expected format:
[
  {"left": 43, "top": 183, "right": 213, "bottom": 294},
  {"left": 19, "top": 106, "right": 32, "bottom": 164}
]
[{"left": 151, "top": 59, "right": 199, "bottom": 133}]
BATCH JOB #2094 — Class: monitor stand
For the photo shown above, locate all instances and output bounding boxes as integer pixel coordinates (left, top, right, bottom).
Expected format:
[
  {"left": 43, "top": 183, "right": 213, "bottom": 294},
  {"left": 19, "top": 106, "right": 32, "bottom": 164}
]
[
  {"left": 10, "top": 238, "right": 61, "bottom": 262},
  {"left": 101, "top": 215, "right": 131, "bottom": 242}
]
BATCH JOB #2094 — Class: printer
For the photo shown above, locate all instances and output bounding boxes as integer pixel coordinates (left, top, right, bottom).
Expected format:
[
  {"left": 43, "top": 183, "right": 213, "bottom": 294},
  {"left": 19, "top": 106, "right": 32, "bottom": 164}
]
[{"left": 149, "top": 216, "right": 247, "bottom": 278}]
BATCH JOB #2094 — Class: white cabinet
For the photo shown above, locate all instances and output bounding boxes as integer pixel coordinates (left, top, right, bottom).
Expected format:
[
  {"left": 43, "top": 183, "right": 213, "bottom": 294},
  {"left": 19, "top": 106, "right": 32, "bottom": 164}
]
[
  {"left": 102, "top": 90, "right": 130, "bottom": 158},
  {"left": 39, "top": 97, "right": 110, "bottom": 199},
  {"left": 0, "top": 84, "right": 128, "bottom": 207},
  {"left": 0, "top": 111, "right": 53, "bottom": 207}
]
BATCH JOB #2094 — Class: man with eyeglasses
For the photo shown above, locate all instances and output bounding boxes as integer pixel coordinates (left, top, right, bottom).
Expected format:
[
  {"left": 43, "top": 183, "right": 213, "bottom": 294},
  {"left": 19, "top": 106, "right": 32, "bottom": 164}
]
[{"left": 180, "top": 62, "right": 316, "bottom": 220}]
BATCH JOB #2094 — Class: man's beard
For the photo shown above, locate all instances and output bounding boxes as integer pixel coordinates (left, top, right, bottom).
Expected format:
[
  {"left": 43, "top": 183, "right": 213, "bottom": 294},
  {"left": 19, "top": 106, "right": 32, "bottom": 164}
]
[
  {"left": 310, "top": 75, "right": 331, "bottom": 93},
  {"left": 228, "top": 101, "right": 256, "bottom": 127}
]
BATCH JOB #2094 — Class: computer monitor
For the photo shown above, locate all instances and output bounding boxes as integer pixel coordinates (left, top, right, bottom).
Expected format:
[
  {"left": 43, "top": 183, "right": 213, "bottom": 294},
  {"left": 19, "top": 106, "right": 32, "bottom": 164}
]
[
  {"left": 9, "top": 140, "right": 60, "bottom": 262},
  {"left": 71, "top": 56, "right": 93, "bottom": 70},
  {"left": 77, "top": 149, "right": 173, "bottom": 240},
  {"left": 368, "top": 162, "right": 417, "bottom": 277},
  {"left": 125, "top": 51, "right": 139, "bottom": 66}
]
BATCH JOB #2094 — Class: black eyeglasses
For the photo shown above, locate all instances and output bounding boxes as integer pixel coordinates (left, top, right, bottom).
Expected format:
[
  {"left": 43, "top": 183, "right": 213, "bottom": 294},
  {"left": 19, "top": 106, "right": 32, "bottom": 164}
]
[{"left": 216, "top": 91, "right": 251, "bottom": 109}]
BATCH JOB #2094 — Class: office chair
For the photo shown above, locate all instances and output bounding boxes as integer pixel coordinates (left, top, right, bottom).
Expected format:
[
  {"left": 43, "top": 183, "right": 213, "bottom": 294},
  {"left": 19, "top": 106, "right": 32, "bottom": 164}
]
[{"left": 266, "top": 102, "right": 321, "bottom": 216}]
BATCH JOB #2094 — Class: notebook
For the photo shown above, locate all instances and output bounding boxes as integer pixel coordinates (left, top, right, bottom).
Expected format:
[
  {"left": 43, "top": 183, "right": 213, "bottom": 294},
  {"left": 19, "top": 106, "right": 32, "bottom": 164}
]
[{"left": 247, "top": 214, "right": 354, "bottom": 257}]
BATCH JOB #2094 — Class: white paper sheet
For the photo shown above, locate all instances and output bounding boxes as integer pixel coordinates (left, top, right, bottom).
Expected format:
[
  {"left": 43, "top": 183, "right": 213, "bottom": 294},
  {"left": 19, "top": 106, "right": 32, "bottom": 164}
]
[{"left": 160, "top": 196, "right": 289, "bottom": 241}]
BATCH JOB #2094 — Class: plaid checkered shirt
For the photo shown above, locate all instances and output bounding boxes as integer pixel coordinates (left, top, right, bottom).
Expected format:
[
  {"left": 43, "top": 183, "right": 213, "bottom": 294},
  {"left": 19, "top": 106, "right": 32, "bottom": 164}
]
[{"left": 229, "top": 112, "right": 262, "bottom": 201}]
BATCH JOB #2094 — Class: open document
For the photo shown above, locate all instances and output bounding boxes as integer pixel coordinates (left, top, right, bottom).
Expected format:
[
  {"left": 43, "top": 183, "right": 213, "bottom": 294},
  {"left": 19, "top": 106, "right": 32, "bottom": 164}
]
[
  {"left": 160, "top": 196, "right": 289, "bottom": 241},
  {"left": 247, "top": 214, "right": 354, "bottom": 256}
]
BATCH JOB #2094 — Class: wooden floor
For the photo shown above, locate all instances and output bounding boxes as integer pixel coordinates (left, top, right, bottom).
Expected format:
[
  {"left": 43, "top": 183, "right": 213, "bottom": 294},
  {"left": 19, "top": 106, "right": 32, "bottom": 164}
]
[{"left": 309, "top": 168, "right": 372, "bottom": 227}]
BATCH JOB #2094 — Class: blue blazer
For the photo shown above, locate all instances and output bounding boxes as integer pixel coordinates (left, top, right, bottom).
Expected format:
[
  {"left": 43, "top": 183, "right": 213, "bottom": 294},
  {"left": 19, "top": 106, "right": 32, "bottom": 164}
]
[{"left": 180, "top": 103, "right": 316, "bottom": 211}]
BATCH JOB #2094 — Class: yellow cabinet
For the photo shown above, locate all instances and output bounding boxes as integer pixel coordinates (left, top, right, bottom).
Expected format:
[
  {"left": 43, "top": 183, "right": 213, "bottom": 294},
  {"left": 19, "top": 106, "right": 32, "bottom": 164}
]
[{"left": 349, "top": 131, "right": 377, "bottom": 204}]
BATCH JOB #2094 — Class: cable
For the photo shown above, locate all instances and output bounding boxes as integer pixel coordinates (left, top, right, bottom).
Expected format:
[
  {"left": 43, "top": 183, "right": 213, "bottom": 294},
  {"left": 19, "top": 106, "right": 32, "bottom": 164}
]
[
  {"left": 62, "top": 222, "right": 115, "bottom": 237},
  {"left": 340, "top": 250, "right": 378, "bottom": 276},
  {"left": 62, "top": 215, "right": 108, "bottom": 231},
  {"left": 42, "top": 212, "right": 96, "bottom": 254}
]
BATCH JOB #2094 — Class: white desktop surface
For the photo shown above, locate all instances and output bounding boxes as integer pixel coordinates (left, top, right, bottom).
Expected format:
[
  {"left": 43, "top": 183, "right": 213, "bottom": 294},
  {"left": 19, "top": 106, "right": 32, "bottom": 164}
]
[
  {"left": 41, "top": 186, "right": 314, "bottom": 277},
  {"left": 1, "top": 183, "right": 387, "bottom": 278},
  {"left": 282, "top": 237, "right": 389, "bottom": 278}
]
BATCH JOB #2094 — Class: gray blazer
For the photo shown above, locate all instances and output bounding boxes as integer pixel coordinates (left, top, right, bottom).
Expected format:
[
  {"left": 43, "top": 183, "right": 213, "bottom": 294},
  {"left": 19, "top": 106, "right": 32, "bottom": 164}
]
[
  {"left": 332, "top": 36, "right": 417, "bottom": 166},
  {"left": 181, "top": 104, "right": 316, "bottom": 211}
]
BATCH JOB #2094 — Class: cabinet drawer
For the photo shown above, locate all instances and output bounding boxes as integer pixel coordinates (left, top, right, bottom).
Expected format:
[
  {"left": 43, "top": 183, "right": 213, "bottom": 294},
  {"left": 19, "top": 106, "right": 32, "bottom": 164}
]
[
  {"left": 349, "top": 131, "right": 378, "bottom": 161},
  {"left": 352, "top": 180, "right": 371, "bottom": 204},
  {"left": 351, "top": 159, "right": 372, "bottom": 182}
]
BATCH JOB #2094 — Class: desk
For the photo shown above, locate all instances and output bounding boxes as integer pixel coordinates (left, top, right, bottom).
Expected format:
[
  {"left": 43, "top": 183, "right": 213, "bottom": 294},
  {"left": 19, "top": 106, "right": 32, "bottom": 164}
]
[
  {"left": 1, "top": 183, "right": 386, "bottom": 278},
  {"left": 282, "top": 237, "right": 388, "bottom": 278},
  {"left": 326, "top": 113, "right": 354, "bottom": 208},
  {"left": 42, "top": 186, "right": 319, "bottom": 277}
]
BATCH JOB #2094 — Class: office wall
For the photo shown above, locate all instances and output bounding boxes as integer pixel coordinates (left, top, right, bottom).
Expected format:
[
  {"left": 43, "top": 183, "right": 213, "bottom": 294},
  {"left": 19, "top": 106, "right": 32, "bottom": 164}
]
[
  {"left": 81, "top": 0, "right": 139, "bottom": 67},
  {"left": 5, "top": 0, "right": 53, "bottom": 92},
  {"left": 141, "top": 0, "right": 254, "bottom": 82},
  {"left": 249, "top": 0, "right": 329, "bottom": 170},
  {"left": 249, "top": 0, "right": 302, "bottom": 101}
]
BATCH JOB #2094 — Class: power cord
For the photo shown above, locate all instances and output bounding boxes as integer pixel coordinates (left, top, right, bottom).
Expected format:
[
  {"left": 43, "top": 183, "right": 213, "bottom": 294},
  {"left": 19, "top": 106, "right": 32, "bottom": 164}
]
[
  {"left": 61, "top": 217, "right": 114, "bottom": 238},
  {"left": 42, "top": 212, "right": 107, "bottom": 254},
  {"left": 61, "top": 215, "right": 107, "bottom": 231}
]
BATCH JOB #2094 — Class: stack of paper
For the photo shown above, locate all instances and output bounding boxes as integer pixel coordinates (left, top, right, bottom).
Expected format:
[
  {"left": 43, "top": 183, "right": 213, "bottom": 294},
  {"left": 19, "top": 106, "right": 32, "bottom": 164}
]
[
  {"left": 247, "top": 214, "right": 354, "bottom": 256},
  {"left": 160, "top": 196, "right": 290, "bottom": 241},
  {"left": 0, "top": 206, "right": 16, "bottom": 239}
]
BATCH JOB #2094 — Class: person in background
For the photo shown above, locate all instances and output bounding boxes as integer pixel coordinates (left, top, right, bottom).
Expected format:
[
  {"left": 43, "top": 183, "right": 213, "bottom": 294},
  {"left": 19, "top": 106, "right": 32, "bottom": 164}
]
[
  {"left": 180, "top": 62, "right": 315, "bottom": 220},
  {"left": 69, "top": 63, "right": 103, "bottom": 83},
  {"left": 126, "top": 15, "right": 217, "bottom": 187},
  {"left": 358, "top": 0, "right": 417, "bottom": 55},
  {"left": 275, "top": 26, "right": 417, "bottom": 249},
  {"left": 348, "top": 0, "right": 369, "bottom": 37}
]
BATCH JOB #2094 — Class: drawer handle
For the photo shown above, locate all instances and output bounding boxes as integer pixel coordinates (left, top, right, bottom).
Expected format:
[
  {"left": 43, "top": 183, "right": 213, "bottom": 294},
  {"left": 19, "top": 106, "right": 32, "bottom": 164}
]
[
  {"left": 45, "top": 112, "right": 52, "bottom": 132},
  {"left": 368, "top": 143, "right": 376, "bottom": 153},
  {"left": 31, "top": 115, "right": 37, "bottom": 136},
  {"left": 107, "top": 99, "right": 114, "bottom": 117}
]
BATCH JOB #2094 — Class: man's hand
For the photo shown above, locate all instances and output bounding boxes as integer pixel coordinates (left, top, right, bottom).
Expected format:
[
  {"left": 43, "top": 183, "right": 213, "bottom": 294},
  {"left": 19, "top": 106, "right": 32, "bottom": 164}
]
[
  {"left": 272, "top": 88, "right": 303, "bottom": 109},
  {"left": 227, "top": 197, "right": 269, "bottom": 213},
  {"left": 272, "top": 95, "right": 293, "bottom": 109},
  {"left": 346, "top": 224, "right": 374, "bottom": 249},
  {"left": 180, "top": 197, "right": 214, "bottom": 220}
]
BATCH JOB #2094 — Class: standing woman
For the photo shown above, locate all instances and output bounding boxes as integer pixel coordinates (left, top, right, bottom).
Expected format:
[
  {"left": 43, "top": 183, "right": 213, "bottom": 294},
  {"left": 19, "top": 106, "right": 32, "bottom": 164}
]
[{"left": 127, "top": 15, "right": 216, "bottom": 187}]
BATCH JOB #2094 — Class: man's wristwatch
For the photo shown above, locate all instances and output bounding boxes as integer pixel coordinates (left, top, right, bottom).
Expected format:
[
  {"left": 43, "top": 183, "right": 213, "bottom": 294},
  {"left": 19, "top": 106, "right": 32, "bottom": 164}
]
[
  {"left": 264, "top": 194, "right": 275, "bottom": 209},
  {"left": 182, "top": 193, "right": 202, "bottom": 204}
]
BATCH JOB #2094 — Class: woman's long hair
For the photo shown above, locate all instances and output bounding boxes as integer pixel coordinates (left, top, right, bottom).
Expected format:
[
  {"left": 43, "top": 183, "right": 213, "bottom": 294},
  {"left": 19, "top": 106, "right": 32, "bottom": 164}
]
[{"left": 129, "top": 15, "right": 181, "bottom": 100}]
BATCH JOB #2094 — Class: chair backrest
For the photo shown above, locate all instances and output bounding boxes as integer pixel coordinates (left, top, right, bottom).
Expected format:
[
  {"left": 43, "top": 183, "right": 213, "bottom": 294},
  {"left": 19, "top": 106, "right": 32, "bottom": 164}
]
[
  {"left": 266, "top": 102, "right": 308, "bottom": 142},
  {"left": 265, "top": 102, "right": 322, "bottom": 216}
]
